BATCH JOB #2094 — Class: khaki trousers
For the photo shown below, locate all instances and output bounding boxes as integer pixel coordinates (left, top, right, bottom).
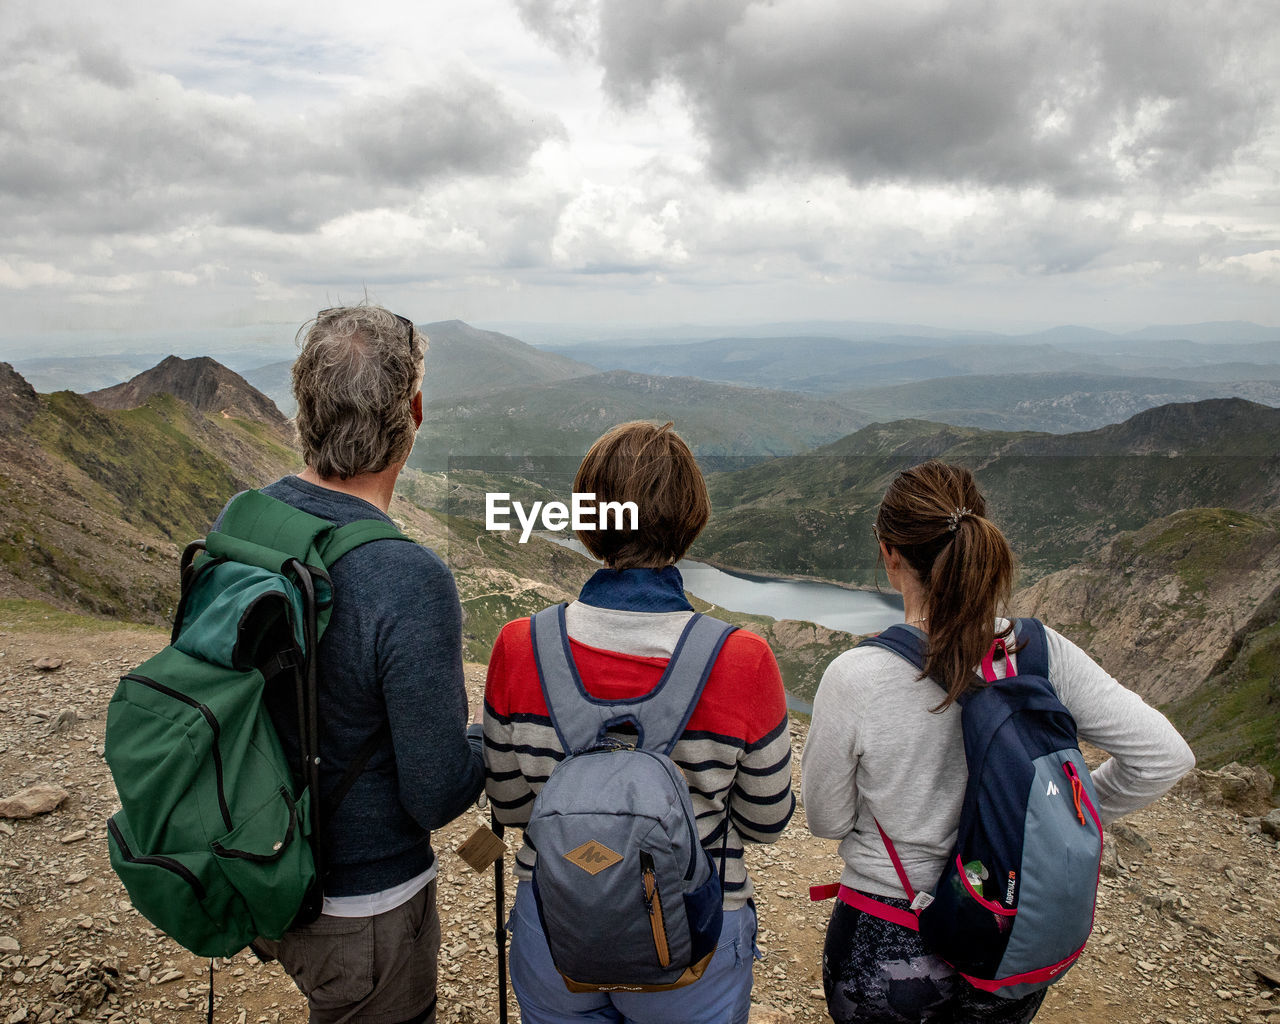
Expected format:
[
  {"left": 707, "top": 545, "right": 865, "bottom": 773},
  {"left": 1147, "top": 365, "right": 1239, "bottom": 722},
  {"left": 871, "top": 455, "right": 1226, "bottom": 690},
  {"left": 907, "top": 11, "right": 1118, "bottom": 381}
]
[{"left": 254, "top": 879, "right": 439, "bottom": 1024}]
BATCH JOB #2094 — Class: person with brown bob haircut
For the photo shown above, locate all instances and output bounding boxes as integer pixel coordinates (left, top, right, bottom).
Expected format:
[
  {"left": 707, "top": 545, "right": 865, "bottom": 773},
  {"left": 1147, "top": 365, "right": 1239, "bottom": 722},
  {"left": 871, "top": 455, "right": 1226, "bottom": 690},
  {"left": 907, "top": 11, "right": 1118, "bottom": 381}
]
[
  {"left": 483, "top": 421, "right": 796, "bottom": 1024},
  {"left": 801, "top": 460, "right": 1194, "bottom": 1024}
]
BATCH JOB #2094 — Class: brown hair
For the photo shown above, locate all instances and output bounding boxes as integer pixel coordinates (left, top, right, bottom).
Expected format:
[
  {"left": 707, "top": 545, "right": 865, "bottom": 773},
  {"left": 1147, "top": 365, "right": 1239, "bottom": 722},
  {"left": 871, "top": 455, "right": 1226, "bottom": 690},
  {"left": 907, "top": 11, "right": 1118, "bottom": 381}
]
[
  {"left": 573, "top": 421, "right": 710, "bottom": 569},
  {"left": 292, "top": 306, "right": 427, "bottom": 479},
  {"left": 874, "top": 460, "right": 1017, "bottom": 709}
]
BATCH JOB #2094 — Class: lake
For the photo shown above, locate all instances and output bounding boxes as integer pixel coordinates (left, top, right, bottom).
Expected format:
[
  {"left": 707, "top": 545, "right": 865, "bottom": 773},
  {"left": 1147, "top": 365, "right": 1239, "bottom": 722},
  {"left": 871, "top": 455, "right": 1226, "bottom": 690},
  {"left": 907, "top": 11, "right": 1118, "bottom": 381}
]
[{"left": 540, "top": 534, "right": 904, "bottom": 635}]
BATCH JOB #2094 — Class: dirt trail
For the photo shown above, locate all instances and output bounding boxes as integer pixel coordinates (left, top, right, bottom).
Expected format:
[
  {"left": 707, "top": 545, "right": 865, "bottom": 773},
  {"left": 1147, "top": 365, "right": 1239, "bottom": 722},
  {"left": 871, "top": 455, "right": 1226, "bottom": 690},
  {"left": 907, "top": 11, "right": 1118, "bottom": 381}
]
[{"left": 1, "top": 619, "right": 1277, "bottom": 1023}]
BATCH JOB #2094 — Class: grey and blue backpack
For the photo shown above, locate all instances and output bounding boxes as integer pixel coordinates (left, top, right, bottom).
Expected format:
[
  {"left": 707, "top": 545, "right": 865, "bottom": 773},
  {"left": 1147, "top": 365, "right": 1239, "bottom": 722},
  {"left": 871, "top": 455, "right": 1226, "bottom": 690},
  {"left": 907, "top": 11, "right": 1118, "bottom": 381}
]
[
  {"left": 813, "top": 618, "right": 1103, "bottom": 999},
  {"left": 524, "top": 604, "right": 735, "bottom": 992}
]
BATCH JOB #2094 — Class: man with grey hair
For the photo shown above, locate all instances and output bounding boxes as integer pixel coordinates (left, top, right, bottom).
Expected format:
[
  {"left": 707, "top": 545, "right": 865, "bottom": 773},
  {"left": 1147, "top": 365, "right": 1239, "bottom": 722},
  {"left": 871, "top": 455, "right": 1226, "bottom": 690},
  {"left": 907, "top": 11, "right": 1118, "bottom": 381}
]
[{"left": 247, "top": 306, "right": 483, "bottom": 1024}]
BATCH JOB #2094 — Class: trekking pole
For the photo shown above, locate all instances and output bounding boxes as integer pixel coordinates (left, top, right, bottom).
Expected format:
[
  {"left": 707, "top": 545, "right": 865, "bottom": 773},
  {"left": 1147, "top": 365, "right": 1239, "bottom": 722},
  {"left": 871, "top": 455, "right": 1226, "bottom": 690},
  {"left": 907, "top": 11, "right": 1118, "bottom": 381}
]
[{"left": 492, "top": 811, "right": 508, "bottom": 1024}]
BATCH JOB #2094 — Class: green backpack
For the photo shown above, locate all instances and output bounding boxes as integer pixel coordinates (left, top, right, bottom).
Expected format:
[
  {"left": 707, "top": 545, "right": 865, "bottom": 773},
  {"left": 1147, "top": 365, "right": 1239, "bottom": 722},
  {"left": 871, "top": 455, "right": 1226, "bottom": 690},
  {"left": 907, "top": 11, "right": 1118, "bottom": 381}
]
[{"left": 105, "top": 489, "right": 412, "bottom": 958}]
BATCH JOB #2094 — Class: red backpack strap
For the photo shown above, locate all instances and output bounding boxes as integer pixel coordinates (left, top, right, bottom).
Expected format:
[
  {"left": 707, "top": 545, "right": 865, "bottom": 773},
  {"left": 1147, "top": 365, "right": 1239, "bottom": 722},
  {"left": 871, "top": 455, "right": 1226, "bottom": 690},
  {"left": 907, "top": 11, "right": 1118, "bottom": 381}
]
[
  {"left": 981, "top": 637, "right": 1010, "bottom": 682},
  {"left": 808, "top": 818, "right": 923, "bottom": 932},
  {"left": 809, "top": 884, "right": 921, "bottom": 931},
  {"left": 874, "top": 819, "right": 917, "bottom": 903}
]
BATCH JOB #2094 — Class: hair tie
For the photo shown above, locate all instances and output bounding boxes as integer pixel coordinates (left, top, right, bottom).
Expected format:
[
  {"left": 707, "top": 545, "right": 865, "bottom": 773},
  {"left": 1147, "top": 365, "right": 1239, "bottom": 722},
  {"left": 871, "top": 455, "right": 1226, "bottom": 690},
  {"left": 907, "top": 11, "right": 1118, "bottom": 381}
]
[{"left": 947, "top": 506, "right": 973, "bottom": 531}]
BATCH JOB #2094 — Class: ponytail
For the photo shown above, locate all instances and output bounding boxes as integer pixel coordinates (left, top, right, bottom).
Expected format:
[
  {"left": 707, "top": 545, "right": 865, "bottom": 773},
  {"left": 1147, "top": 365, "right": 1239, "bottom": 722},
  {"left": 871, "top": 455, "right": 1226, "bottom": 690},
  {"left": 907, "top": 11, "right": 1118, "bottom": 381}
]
[{"left": 873, "top": 461, "right": 1017, "bottom": 709}]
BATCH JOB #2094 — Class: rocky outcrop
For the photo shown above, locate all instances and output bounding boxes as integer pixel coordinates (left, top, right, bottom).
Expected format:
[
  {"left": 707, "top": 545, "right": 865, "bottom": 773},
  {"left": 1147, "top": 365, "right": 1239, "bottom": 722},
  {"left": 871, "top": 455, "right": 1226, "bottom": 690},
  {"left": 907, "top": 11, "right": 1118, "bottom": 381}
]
[
  {"left": 0, "top": 362, "right": 39, "bottom": 431},
  {"left": 1175, "top": 762, "right": 1276, "bottom": 816},
  {"left": 1017, "top": 508, "right": 1280, "bottom": 704},
  {"left": 87, "top": 355, "right": 288, "bottom": 430},
  {"left": 0, "top": 783, "right": 69, "bottom": 819}
]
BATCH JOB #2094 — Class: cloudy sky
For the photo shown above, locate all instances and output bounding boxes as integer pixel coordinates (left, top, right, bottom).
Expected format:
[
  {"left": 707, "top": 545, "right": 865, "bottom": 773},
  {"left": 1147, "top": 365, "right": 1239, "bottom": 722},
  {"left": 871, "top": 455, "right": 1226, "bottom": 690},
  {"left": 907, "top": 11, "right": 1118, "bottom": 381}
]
[{"left": 3, "top": 0, "right": 1278, "bottom": 339}]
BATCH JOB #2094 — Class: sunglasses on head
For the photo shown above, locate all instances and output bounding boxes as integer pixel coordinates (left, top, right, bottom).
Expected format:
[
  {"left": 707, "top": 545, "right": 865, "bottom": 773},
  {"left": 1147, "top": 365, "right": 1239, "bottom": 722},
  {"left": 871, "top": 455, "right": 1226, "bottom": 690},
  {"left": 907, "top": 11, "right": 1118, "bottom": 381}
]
[
  {"left": 317, "top": 308, "right": 415, "bottom": 350},
  {"left": 392, "top": 313, "right": 414, "bottom": 349}
]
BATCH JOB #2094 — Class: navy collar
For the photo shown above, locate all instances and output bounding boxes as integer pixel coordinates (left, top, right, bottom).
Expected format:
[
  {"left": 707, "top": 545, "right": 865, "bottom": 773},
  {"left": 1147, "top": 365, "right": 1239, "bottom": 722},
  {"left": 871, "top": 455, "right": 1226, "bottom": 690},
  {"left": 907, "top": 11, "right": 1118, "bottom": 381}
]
[{"left": 578, "top": 566, "right": 694, "bottom": 613}]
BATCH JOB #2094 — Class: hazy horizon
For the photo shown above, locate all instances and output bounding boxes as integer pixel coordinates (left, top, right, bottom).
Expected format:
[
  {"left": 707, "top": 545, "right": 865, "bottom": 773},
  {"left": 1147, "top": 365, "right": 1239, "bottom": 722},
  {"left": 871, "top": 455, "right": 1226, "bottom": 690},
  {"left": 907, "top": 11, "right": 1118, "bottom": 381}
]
[{"left": 3, "top": 316, "right": 1280, "bottom": 367}]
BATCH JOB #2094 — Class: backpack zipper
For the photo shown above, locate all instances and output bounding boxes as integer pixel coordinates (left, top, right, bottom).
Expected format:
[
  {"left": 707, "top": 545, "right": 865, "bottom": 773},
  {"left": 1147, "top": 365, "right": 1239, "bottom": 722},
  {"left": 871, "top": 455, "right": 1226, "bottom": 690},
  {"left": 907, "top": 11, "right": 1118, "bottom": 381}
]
[
  {"left": 640, "top": 851, "right": 671, "bottom": 968},
  {"left": 1063, "top": 762, "right": 1098, "bottom": 830},
  {"left": 124, "top": 674, "right": 233, "bottom": 833},
  {"left": 211, "top": 787, "right": 297, "bottom": 862},
  {"left": 641, "top": 750, "right": 702, "bottom": 880},
  {"left": 107, "top": 816, "right": 207, "bottom": 900}
]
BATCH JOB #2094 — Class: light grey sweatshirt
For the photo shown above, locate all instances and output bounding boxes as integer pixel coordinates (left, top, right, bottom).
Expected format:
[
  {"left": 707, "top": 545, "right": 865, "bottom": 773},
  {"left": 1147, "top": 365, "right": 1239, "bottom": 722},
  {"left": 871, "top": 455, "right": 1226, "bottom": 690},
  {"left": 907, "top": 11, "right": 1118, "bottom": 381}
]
[{"left": 800, "top": 621, "right": 1195, "bottom": 899}]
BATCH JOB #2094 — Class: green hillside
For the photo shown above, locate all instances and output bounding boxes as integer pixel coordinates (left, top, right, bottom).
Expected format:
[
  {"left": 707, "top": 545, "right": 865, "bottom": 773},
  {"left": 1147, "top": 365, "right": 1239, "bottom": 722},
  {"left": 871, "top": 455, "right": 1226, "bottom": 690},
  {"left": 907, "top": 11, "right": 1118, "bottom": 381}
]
[
  {"left": 697, "top": 399, "right": 1280, "bottom": 585},
  {"left": 1169, "top": 619, "right": 1280, "bottom": 781},
  {"left": 0, "top": 386, "right": 300, "bottom": 622}
]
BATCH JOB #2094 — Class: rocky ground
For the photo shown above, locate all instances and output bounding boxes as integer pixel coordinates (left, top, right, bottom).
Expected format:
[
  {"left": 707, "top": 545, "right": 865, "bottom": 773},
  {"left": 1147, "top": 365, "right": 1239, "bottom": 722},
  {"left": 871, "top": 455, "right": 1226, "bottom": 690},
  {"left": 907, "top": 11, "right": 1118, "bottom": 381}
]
[{"left": 2, "top": 613, "right": 1279, "bottom": 1024}]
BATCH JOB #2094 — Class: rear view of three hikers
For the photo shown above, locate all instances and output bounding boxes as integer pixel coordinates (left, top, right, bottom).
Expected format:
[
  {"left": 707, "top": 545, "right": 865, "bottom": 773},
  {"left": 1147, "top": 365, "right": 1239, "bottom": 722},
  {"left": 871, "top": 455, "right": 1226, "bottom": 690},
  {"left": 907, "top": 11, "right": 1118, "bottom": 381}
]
[{"left": 105, "top": 306, "right": 1194, "bottom": 1024}]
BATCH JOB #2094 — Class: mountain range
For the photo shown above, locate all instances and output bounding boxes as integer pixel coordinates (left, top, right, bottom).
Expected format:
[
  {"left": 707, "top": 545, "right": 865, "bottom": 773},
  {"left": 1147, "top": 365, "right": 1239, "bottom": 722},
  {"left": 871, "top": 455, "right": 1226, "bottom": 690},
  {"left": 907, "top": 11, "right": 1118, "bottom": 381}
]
[
  {"left": 1, "top": 322, "right": 1277, "bottom": 779},
  {"left": 12, "top": 319, "right": 1280, "bottom": 439}
]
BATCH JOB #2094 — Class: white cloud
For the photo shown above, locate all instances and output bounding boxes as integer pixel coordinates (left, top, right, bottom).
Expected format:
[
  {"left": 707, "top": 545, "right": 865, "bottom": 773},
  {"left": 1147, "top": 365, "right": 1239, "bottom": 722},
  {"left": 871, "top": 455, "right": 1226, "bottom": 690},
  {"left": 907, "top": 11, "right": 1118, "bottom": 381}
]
[
  {"left": 0, "top": 0, "right": 1276, "bottom": 333},
  {"left": 0, "top": 258, "right": 75, "bottom": 289},
  {"left": 1207, "top": 249, "right": 1280, "bottom": 285},
  {"left": 0, "top": 32, "right": 564, "bottom": 237}
]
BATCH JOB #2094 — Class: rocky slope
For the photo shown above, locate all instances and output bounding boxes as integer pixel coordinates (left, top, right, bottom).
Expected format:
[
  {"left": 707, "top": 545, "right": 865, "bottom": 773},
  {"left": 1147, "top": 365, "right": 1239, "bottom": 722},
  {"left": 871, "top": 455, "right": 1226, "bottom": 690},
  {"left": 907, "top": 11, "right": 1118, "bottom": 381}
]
[
  {"left": 1018, "top": 508, "right": 1280, "bottom": 704},
  {"left": 0, "top": 606, "right": 1277, "bottom": 1024},
  {"left": 0, "top": 365, "right": 300, "bottom": 624},
  {"left": 1018, "top": 507, "right": 1280, "bottom": 778},
  {"left": 0, "top": 363, "right": 40, "bottom": 432}
]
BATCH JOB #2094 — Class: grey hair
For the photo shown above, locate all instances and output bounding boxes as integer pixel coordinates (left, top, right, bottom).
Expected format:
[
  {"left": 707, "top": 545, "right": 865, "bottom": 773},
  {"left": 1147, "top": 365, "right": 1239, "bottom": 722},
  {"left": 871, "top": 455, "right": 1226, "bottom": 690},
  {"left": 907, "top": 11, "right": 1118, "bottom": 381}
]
[{"left": 292, "top": 305, "right": 428, "bottom": 480}]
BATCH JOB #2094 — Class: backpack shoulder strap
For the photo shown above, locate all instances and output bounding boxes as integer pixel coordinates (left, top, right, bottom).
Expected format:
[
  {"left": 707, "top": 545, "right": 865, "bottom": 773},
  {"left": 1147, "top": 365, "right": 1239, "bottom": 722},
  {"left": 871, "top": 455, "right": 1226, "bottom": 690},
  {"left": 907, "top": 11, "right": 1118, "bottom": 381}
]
[
  {"left": 319, "top": 519, "right": 412, "bottom": 568},
  {"left": 857, "top": 624, "right": 928, "bottom": 672},
  {"left": 205, "top": 490, "right": 335, "bottom": 572},
  {"left": 530, "top": 604, "right": 737, "bottom": 755},
  {"left": 861, "top": 621, "right": 1051, "bottom": 682},
  {"left": 1010, "top": 617, "right": 1049, "bottom": 678},
  {"left": 209, "top": 490, "right": 412, "bottom": 572}
]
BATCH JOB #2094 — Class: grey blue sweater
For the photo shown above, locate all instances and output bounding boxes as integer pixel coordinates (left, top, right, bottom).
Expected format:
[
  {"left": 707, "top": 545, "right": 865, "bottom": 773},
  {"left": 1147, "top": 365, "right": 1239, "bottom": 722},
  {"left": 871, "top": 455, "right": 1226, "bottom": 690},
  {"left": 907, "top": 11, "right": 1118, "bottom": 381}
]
[{"left": 247, "top": 476, "right": 484, "bottom": 897}]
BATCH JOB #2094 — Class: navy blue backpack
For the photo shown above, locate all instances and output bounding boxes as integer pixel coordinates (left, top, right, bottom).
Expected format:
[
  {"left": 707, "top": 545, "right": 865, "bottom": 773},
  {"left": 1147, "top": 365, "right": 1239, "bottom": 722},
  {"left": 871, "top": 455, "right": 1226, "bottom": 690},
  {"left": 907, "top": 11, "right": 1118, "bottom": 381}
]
[{"left": 812, "top": 618, "right": 1103, "bottom": 999}]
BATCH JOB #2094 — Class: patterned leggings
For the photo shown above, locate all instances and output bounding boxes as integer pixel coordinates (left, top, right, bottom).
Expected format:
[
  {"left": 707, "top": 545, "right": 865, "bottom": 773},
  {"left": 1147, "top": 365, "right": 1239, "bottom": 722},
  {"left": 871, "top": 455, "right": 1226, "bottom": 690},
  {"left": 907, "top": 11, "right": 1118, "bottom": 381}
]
[{"left": 822, "top": 895, "right": 1047, "bottom": 1024}]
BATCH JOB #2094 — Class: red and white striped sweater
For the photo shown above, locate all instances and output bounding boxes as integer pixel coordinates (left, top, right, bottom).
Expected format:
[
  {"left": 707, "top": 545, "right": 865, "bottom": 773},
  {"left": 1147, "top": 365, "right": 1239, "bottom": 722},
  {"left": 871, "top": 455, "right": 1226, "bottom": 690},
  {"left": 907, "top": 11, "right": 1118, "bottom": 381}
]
[{"left": 483, "top": 601, "right": 796, "bottom": 911}]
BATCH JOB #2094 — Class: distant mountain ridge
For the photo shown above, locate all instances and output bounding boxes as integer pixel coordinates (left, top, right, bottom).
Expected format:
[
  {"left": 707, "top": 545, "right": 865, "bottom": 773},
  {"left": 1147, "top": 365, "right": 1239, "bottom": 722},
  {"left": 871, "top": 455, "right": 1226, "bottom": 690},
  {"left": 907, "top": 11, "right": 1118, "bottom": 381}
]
[
  {"left": 414, "top": 368, "right": 867, "bottom": 470},
  {"left": 507, "top": 318, "right": 1278, "bottom": 348},
  {"left": 242, "top": 319, "right": 600, "bottom": 415},
  {"left": 831, "top": 371, "right": 1280, "bottom": 434},
  {"left": 87, "top": 355, "right": 289, "bottom": 433},
  {"left": 418, "top": 320, "right": 598, "bottom": 400},
  {"left": 1016, "top": 396, "right": 1280, "bottom": 455},
  {"left": 15, "top": 319, "right": 1280, "bottom": 440},
  {"left": 535, "top": 330, "right": 1280, "bottom": 426},
  {"left": 696, "top": 398, "right": 1280, "bottom": 584}
]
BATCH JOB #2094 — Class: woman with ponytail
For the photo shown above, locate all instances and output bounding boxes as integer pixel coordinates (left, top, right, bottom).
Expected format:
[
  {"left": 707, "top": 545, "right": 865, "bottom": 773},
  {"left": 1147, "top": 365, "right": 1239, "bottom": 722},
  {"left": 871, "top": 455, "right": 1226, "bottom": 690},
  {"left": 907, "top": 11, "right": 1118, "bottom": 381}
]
[{"left": 801, "top": 461, "right": 1193, "bottom": 1024}]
